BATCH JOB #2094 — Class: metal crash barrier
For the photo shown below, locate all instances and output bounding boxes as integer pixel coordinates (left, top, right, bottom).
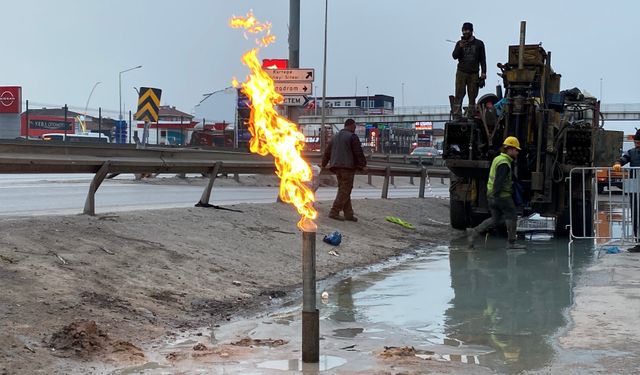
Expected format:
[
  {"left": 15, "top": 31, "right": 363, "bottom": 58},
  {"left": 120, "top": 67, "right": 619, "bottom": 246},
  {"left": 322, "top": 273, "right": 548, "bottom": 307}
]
[
  {"left": 0, "top": 141, "right": 450, "bottom": 215},
  {"left": 568, "top": 167, "right": 640, "bottom": 254}
]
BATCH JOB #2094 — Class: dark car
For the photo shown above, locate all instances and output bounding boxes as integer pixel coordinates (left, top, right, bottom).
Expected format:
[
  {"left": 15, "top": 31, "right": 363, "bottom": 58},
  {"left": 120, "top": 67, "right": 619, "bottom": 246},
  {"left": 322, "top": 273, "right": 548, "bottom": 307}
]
[{"left": 410, "top": 147, "right": 439, "bottom": 165}]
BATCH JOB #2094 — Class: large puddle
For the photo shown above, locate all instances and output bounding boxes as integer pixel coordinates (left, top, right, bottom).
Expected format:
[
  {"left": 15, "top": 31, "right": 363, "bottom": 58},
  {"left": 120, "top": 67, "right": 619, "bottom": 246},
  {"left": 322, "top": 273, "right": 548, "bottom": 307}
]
[
  {"left": 318, "top": 237, "right": 594, "bottom": 374},
  {"left": 114, "top": 237, "right": 596, "bottom": 374}
]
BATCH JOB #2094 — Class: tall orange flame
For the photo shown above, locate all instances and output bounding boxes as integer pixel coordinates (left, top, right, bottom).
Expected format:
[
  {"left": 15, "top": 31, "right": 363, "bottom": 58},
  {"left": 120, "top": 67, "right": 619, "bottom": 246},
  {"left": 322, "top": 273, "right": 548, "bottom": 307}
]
[{"left": 230, "top": 12, "right": 317, "bottom": 232}]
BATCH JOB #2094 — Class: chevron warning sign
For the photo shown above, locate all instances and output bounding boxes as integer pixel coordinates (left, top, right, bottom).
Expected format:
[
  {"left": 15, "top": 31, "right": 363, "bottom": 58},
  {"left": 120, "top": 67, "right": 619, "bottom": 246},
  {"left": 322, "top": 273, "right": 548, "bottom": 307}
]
[{"left": 134, "top": 87, "right": 162, "bottom": 122}]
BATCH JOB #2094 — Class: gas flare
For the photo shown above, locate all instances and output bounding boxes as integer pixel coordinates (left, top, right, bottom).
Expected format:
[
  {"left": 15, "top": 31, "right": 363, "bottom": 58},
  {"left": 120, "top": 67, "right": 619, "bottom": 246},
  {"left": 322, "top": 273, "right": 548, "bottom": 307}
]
[{"left": 230, "top": 12, "right": 317, "bottom": 232}]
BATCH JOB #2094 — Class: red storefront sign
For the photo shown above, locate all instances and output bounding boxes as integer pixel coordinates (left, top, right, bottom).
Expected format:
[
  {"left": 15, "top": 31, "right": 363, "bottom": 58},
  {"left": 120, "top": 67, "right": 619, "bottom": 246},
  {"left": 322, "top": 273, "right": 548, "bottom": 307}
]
[
  {"left": 0, "top": 86, "right": 21, "bottom": 114},
  {"left": 20, "top": 115, "right": 75, "bottom": 137}
]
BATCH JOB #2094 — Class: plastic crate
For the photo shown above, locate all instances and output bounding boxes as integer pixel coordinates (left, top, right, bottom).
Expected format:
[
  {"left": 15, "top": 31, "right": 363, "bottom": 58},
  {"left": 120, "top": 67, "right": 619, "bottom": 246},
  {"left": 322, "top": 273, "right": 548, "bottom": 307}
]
[{"left": 517, "top": 214, "right": 555, "bottom": 234}]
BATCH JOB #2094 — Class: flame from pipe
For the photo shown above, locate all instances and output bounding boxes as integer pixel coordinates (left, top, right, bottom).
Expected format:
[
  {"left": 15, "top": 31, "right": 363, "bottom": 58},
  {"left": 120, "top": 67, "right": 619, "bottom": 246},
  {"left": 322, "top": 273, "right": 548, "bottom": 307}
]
[{"left": 230, "top": 11, "right": 317, "bottom": 232}]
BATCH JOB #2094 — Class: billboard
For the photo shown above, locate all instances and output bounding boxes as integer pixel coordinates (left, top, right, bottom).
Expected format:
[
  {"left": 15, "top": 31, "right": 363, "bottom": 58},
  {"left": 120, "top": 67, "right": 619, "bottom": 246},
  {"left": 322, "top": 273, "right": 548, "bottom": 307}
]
[
  {"left": 0, "top": 86, "right": 21, "bottom": 114},
  {"left": 20, "top": 115, "right": 75, "bottom": 137}
]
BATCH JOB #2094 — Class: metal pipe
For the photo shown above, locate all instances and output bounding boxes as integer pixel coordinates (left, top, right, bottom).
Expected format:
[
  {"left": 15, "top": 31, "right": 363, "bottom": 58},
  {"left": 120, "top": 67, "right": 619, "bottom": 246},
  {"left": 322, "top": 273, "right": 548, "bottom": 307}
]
[
  {"left": 518, "top": 21, "right": 526, "bottom": 70},
  {"left": 25, "top": 100, "right": 29, "bottom": 140},
  {"left": 302, "top": 231, "right": 316, "bottom": 311},
  {"left": 419, "top": 166, "right": 427, "bottom": 198},
  {"left": 64, "top": 105, "right": 68, "bottom": 139},
  {"left": 301, "top": 230, "right": 319, "bottom": 363},
  {"left": 289, "top": 0, "right": 300, "bottom": 69},
  {"left": 382, "top": 166, "right": 391, "bottom": 198},
  {"left": 319, "top": 0, "right": 328, "bottom": 154},
  {"left": 98, "top": 107, "right": 102, "bottom": 140}
]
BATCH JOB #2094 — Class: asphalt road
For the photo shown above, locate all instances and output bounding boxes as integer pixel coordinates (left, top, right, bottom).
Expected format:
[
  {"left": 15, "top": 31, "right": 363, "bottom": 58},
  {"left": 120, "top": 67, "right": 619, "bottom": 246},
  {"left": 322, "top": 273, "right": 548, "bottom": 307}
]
[{"left": 0, "top": 174, "right": 449, "bottom": 216}]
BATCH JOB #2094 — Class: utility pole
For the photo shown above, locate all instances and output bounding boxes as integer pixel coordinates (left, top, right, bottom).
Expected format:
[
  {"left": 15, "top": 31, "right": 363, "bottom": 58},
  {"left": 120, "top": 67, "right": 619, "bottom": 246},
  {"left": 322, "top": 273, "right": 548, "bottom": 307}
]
[
  {"left": 289, "top": 0, "right": 300, "bottom": 69},
  {"left": 320, "top": 0, "right": 328, "bottom": 155}
]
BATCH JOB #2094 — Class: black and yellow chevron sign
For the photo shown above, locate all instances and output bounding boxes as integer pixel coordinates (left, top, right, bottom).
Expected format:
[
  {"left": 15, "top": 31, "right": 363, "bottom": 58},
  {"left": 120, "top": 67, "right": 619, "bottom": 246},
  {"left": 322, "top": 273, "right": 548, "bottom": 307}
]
[{"left": 134, "top": 87, "right": 162, "bottom": 122}]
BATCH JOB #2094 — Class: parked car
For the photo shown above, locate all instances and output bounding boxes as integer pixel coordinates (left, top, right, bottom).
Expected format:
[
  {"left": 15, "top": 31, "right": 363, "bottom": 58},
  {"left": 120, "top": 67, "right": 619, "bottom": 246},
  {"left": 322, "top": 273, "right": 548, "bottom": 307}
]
[
  {"left": 410, "top": 146, "right": 439, "bottom": 165},
  {"left": 42, "top": 133, "right": 110, "bottom": 144}
]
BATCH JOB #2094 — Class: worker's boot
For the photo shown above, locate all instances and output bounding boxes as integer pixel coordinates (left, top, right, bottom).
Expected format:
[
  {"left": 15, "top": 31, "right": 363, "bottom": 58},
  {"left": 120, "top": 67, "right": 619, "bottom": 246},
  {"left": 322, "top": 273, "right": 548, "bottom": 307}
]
[
  {"left": 505, "top": 220, "right": 526, "bottom": 249},
  {"left": 466, "top": 228, "right": 478, "bottom": 248},
  {"left": 506, "top": 241, "right": 526, "bottom": 250},
  {"left": 452, "top": 104, "right": 462, "bottom": 120},
  {"left": 467, "top": 104, "right": 476, "bottom": 118}
]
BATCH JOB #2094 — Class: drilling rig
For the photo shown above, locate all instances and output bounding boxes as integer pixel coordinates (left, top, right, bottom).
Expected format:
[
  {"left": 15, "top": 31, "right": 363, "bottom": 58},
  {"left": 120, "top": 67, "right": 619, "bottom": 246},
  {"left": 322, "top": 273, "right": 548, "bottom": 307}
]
[{"left": 443, "top": 21, "right": 622, "bottom": 235}]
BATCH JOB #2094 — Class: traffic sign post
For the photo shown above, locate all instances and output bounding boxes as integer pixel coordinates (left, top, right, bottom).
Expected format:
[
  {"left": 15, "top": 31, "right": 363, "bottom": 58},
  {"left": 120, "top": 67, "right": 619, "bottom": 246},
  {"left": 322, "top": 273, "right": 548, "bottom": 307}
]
[
  {"left": 281, "top": 95, "right": 310, "bottom": 107},
  {"left": 134, "top": 87, "right": 162, "bottom": 148},
  {"left": 267, "top": 69, "right": 314, "bottom": 82},
  {"left": 274, "top": 83, "right": 312, "bottom": 95}
]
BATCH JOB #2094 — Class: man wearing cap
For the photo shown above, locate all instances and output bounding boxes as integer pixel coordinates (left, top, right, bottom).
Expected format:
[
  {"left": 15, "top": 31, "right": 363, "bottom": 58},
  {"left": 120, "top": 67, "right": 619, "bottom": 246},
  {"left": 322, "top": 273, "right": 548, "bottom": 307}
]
[
  {"left": 452, "top": 22, "right": 487, "bottom": 118},
  {"left": 613, "top": 130, "right": 640, "bottom": 252},
  {"left": 467, "top": 136, "right": 526, "bottom": 249}
]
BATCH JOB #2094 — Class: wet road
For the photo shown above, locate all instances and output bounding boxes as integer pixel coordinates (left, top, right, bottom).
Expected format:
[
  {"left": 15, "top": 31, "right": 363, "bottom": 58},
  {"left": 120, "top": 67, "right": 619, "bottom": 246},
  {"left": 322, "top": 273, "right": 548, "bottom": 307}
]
[{"left": 0, "top": 174, "right": 449, "bottom": 216}]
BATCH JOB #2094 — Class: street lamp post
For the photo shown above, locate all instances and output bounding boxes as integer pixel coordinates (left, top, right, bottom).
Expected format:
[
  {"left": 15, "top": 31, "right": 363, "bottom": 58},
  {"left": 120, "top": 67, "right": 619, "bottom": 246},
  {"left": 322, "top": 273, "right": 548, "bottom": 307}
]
[
  {"left": 83, "top": 81, "right": 101, "bottom": 134},
  {"left": 84, "top": 81, "right": 101, "bottom": 117},
  {"left": 119, "top": 65, "right": 142, "bottom": 120}
]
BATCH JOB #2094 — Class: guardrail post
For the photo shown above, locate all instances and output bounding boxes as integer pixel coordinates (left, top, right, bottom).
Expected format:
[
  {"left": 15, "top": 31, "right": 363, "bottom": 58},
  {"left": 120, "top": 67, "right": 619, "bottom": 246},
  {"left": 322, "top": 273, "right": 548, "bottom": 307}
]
[
  {"left": 382, "top": 166, "right": 391, "bottom": 199},
  {"left": 196, "top": 162, "right": 222, "bottom": 207},
  {"left": 83, "top": 161, "right": 111, "bottom": 216},
  {"left": 233, "top": 173, "right": 240, "bottom": 182},
  {"left": 367, "top": 173, "right": 372, "bottom": 185},
  {"left": 391, "top": 175, "right": 395, "bottom": 186},
  {"left": 410, "top": 176, "right": 414, "bottom": 185},
  {"left": 419, "top": 166, "right": 427, "bottom": 198}
]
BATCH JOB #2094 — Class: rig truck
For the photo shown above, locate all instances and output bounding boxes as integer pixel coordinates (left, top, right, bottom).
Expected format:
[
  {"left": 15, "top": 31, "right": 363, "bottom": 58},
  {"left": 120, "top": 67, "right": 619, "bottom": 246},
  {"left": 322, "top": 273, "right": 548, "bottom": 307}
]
[{"left": 443, "top": 22, "right": 622, "bottom": 235}]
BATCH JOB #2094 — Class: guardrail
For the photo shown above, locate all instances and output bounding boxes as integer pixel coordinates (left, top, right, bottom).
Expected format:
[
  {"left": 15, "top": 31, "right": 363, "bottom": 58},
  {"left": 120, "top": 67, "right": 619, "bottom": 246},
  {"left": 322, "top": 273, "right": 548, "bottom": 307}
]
[{"left": 0, "top": 140, "right": 450, "bottom": 215}]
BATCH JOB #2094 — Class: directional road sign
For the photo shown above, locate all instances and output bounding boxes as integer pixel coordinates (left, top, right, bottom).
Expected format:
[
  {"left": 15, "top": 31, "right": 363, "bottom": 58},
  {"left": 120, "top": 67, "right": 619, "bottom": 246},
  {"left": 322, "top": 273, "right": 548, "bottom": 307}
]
[
  {"left": 134, "top": 87, "right": 162, "bottom": 122},
  {"left": 281, "top": 95, "right": 310, "bottom": 107},
  {"left": 274, "top": 83, "right": 312, "bottom": 95},
  {"left": 267, "top": 69, "right": 314, "bottom": 82}
]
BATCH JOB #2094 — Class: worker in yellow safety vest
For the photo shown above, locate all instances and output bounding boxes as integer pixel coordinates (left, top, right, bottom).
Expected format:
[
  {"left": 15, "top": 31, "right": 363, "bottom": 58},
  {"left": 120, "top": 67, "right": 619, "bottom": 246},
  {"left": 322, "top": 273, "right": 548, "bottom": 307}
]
[{"left": 467, "top": 136, "right": 526, "bottom": 249}]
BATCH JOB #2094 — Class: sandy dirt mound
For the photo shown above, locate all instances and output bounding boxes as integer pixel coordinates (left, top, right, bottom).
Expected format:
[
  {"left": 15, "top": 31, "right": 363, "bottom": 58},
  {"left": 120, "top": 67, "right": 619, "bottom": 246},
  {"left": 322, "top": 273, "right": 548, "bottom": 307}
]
[{"left": 48, "top": 320, "right": 145, "bottom": 364}]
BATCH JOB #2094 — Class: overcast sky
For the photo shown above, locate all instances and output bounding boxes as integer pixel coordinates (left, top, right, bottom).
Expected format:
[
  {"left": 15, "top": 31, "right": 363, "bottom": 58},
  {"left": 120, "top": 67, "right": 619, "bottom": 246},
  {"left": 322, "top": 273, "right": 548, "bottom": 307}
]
[{"left": 3, "top": 0, "right": 638, "bottom": 130}]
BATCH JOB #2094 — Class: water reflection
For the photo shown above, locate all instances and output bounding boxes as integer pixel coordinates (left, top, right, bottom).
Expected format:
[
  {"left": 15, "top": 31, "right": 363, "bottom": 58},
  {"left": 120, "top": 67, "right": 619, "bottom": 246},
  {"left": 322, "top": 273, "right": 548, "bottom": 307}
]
[
  {"left": 257, "top": 355, "right": 347, "bottom": 373},
  {"left": 445, "top": 239, "right": 591, "bottom": 372},
  {"left": 322, "top": 239, "right": 595, "bottom": 374}
]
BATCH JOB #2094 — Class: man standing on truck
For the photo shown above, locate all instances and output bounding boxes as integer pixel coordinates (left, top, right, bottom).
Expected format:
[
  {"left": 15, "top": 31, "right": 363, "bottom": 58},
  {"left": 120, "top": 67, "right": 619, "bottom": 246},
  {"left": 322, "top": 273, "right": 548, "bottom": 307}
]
[
  {"left": 613, "top": 129, "right": 640, "bottom": 252},
  {"left": 452, "top": 22, "right": 487, "bottom": 118},
  {"left": 322, "top": 119, "right": 367, "bottom": 222},
  {"left": 466, "top": 136, "right": 526, "bottom": 249}
]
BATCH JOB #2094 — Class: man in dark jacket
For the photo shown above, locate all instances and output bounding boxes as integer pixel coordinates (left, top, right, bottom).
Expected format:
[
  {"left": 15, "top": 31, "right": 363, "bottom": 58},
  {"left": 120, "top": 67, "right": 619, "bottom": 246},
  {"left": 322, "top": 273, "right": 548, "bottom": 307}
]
[
  {"left": 321, "top": 119, "right": 367, "bottom": 221},
  {"left": 452, "top": 22, "right": 487, "bottom": 118},
  {"left": 613, "top": 130, "right": 640, "bottom": 252}
]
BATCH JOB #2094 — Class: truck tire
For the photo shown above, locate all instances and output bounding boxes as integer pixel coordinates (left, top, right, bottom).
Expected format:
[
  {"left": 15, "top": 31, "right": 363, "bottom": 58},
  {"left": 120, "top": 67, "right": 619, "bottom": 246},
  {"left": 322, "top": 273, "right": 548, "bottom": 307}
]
[{"left": 450, "top": 199, "right": 469, "bottom": 229}]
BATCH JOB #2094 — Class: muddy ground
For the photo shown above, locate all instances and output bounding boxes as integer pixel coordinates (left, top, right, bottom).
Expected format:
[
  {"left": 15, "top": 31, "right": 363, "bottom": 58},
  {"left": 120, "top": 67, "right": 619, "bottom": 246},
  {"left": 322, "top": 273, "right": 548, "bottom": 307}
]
[{"left": 1, "top": 196, "right": 478, "bottom": 374}]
